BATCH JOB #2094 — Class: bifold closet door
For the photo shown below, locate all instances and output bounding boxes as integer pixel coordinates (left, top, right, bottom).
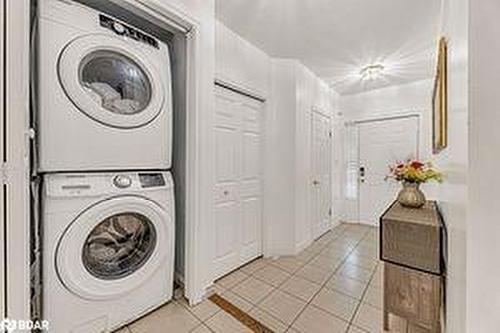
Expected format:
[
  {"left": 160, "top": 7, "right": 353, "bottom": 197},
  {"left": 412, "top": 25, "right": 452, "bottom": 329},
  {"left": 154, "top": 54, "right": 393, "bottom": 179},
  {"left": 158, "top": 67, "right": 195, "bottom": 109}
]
[{"left": 213, "top": 85, "right": 263, "bottom": 279}]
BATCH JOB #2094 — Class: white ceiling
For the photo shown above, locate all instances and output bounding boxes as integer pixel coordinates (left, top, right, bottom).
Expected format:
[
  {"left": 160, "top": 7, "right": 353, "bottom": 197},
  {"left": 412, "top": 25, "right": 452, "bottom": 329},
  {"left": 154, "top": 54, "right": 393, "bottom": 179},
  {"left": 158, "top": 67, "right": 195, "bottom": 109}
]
[{"left": 216, "top": 0, "right": 442, "bottom": 95}]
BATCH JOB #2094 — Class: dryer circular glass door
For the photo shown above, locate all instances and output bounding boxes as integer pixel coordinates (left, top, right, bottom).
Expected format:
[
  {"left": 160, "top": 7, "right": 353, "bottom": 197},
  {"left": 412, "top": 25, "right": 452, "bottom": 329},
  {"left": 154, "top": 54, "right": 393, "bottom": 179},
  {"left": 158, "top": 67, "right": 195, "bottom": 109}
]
[
  {"left": 56, "top": 196, "right": 172, "bottom": 300},
  {"left": 58, "top": 34, "right": 166, "bottom": 129}
]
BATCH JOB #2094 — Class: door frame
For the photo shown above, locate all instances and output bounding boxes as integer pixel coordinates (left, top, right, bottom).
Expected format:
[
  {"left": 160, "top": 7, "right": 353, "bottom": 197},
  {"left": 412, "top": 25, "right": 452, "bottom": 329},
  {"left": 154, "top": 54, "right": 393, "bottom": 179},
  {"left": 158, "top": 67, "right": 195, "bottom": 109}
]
[
  {"left": 117, "top": 0, "right": 213, "bottom": 304},
  {"left": 1, "top": 0, "right": 5, "bottom": 320},
  {"left": 354, "top": 114, "right": 420, "bottom": 223},
  {"left": 2, "top": 0, "right": 31, "bottom": 322},
  {"left": 310, "top": 107, "right": 333, "bottom": 240}
]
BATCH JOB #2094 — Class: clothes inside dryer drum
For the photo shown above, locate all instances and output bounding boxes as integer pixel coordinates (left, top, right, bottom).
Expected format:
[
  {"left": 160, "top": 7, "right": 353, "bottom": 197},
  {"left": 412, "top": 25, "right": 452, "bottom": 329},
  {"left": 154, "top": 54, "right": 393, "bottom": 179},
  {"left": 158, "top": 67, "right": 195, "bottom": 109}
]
[
  {"left": 82, "top": 212, "right": 157, "bottom": 280},
  {"left": 79, "top": 50, "right": 152, "bottom": 115}
]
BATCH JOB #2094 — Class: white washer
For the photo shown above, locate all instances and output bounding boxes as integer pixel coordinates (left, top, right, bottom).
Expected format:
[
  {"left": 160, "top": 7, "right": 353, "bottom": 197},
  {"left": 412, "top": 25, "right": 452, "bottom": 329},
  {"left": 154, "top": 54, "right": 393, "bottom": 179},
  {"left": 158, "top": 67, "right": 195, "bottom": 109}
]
[
  {"left": 38, "top": 0, "right": 172, "bottom": 172},
  {"left": 43, "top": 171, "right": 175, "bottom": 332}
]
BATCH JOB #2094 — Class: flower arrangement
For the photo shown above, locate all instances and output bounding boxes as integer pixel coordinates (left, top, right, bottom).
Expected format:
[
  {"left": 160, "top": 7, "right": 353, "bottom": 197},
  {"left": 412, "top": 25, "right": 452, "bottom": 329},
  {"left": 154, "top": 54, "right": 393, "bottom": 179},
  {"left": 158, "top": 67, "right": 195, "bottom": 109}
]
[{"left": 386, "top": 160, "right": 443, "bottom": 184}]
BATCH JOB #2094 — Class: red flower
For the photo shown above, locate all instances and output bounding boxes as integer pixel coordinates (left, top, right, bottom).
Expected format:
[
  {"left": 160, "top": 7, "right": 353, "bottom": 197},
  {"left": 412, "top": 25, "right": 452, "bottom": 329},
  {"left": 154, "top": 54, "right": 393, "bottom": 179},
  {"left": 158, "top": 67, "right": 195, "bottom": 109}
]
[{"left": 410, "top": 161, "right": 424, "bottom": 169}]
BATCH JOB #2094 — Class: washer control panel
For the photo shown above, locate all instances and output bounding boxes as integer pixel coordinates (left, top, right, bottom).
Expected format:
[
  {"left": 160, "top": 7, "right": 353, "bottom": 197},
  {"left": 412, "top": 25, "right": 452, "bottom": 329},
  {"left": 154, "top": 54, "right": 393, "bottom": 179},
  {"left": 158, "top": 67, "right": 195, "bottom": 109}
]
[
  {"left": 99, "top": 14, "right": 159, "bottom": 49},
  {"left": 45, "top": 172, "right": 172, "bottom": 198},
  {"left": 139, "top": 173, "right": 166, "bottom": 188}
]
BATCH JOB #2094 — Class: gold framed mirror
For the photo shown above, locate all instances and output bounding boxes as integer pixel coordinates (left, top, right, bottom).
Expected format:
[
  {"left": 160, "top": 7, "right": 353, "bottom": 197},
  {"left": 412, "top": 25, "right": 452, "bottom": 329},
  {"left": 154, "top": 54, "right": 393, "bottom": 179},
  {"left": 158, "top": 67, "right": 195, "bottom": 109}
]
[{"left": 432, "top": 37, "right": 448, "bottom": 153}]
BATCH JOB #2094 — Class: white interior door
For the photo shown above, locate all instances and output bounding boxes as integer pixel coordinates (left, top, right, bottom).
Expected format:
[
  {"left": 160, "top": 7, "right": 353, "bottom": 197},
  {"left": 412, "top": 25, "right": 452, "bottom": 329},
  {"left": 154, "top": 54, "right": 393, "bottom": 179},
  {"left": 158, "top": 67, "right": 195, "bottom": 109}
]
[
  {"left": 213, "top": 85, "right": 263, "bottom": 279},
  {"left": 358, "top": 116, "right": 419, "bottom": 225},
  {"left": 311, "top": 110, "right": 332, "bottom": 239}
]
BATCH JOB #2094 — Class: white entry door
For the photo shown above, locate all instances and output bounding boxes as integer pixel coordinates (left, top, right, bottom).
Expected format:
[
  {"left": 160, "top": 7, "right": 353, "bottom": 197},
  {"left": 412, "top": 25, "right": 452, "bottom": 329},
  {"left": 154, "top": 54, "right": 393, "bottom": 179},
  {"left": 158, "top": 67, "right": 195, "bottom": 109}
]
[
  {"left": 311, "top": 110, "right": 332, "bottom": 239},
  {"left": 213, "top": 85, "right": 263, "bottom": 279},
  {"left": 358, "top": 116, "right": 419, "bottom": 225}
]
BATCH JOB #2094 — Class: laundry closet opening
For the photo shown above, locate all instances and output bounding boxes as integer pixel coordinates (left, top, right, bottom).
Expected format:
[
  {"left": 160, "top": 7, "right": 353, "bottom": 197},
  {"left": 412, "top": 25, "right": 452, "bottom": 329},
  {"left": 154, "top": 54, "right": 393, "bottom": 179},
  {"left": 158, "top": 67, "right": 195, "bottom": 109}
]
[{"left": 30, "top": 0, "right": 192, "bottom": 326}]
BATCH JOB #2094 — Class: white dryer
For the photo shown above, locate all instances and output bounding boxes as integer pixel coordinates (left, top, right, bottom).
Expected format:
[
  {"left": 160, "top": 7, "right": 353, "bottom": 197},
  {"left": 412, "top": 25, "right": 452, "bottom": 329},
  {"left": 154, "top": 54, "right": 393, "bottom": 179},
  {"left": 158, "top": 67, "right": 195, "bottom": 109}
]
[
  {"left": 38, "top": 0, "right": 172, "bottom": 172},
  {"left": 42, "top": 171, "right": 175, "bottom": 332}
]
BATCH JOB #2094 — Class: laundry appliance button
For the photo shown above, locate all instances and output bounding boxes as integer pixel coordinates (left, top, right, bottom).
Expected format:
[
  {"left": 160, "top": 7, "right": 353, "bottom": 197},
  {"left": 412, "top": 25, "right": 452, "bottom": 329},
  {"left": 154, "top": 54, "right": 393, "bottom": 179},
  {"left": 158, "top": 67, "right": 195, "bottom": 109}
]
[
  {"left": 113, "top": 175, "right": 132, "bottom": 188},
  {"left": 112, "top": 22, "right": 126, "bottom": 35}
]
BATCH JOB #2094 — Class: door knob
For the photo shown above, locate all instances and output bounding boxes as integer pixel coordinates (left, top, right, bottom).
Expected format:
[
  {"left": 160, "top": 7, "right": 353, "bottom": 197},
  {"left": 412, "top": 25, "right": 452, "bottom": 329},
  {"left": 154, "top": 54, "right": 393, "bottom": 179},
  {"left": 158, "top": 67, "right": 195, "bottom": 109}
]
[{"left": 312, "top": 180, "right": 320, "bottom": 185}]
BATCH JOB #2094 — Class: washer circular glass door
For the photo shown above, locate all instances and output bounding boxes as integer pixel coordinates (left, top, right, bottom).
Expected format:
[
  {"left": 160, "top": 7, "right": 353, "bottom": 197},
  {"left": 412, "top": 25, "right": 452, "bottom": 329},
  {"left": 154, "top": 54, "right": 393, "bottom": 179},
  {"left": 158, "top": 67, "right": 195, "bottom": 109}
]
[
  {"left": 56, "top": 196, "right": 172, "bottom": 300},
  {"left": 58, "top": 34, "right": 166, "bottom": 129}
]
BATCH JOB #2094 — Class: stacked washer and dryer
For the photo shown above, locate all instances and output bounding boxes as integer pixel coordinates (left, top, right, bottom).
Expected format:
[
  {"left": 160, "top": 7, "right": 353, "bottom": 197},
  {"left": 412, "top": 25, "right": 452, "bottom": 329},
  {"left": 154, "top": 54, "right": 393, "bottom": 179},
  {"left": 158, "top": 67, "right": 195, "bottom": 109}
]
[{"left": 37, "top": 1, "right": 176, "bottom": 332}]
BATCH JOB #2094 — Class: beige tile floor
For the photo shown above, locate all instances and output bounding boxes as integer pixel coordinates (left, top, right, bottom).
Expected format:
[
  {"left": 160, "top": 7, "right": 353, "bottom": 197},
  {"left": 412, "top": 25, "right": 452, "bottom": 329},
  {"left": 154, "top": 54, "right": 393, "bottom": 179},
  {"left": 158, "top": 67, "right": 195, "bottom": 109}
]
[{"left": 116, "top": 223, "right": 394, "bottom": 333}]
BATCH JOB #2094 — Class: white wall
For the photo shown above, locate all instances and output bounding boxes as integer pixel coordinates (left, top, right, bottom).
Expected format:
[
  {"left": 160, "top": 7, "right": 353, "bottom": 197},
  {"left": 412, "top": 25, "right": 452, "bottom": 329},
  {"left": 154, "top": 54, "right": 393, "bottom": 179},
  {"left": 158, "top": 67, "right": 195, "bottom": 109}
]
[
  {"left": 264, "top": 59, "right": 298, "bottom": 256},
  {"left": 215, "top": 20, "right": 271, "bottom": 97},
  {"left": 438, "top": 0, "right": 468, "bottom": 331},
  {"left": 264, "top": 59, "right": 339, "bottom": 255},
  {"left": 295, "top": 63, "right": 338, "bottom": 250},
  {"left": 468, "top": 0, "right": 500, "bottom": 331}
]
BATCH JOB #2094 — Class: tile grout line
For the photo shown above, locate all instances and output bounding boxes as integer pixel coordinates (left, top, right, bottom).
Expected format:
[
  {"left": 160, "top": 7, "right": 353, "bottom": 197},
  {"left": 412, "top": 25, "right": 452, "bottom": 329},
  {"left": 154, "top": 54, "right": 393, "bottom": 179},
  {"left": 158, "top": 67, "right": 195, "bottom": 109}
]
[
  {"left": 230, "top": 228, "right": 346, "bottom": 331},
  {"left": 284, "top": 226, "right": 370, "bottom": 332},
  {"left": 247, "top": 229, "right": 340, "bottom": 328},
  {"left": 345, "top": 229, "right": 380, "bottom": 333}
]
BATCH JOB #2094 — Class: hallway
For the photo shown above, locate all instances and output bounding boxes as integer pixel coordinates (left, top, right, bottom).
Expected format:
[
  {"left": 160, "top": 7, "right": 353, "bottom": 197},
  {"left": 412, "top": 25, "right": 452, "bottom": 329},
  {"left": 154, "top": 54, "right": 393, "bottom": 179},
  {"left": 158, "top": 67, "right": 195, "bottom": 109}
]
[{"left": 117, "top": 223, "right": 397, "bottom": 333}]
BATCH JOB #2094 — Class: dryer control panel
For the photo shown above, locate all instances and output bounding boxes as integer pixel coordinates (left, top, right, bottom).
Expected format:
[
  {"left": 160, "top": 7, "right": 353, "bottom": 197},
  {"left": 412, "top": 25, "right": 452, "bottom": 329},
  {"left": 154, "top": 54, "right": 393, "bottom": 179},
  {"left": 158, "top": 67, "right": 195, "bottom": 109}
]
[{"left": 99, "top": 14, "right": 159, "bottom": 49}]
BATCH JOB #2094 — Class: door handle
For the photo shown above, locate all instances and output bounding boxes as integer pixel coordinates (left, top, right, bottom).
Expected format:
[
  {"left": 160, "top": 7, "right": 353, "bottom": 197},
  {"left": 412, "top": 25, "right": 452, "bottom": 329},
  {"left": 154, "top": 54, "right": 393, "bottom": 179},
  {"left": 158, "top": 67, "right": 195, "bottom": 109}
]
[{"left": 312, "top": 180, "right": 320, "bottom": 185}]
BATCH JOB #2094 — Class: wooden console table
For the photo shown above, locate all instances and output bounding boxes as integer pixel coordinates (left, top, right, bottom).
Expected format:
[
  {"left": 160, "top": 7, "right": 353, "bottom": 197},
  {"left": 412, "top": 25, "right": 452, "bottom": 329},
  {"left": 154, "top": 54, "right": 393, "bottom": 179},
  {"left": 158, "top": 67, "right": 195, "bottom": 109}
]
[{"left": 380, "top": 201, "right": 446, "bottom": 333}]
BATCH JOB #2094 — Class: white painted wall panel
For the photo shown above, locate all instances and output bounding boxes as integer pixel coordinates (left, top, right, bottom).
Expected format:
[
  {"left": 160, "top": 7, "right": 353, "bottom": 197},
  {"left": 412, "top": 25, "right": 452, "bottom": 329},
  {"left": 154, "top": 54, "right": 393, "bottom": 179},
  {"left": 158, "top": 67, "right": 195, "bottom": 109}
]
[
  {"left": 265, "top": 60, "right": 338, "bottom": 255},
  {"left": 468, "top": 0, "right": 500, "bottom": 331},
  {"left": 436, "top": 0, "right": 469, "bottom": 331},
  {"left": 215, "top": 20, "right": 271, "bottom": 97},
  {"left": 264, "top": 59, "right": 297, "bottom": 256}
]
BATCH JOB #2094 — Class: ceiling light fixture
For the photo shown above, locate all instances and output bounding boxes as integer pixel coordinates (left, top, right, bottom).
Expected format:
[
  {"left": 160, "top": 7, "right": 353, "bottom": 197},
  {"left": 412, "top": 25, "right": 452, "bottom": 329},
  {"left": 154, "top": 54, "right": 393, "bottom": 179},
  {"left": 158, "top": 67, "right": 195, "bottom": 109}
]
[{"left": 360, "top": 64, "right": 385, "bottom": 80}]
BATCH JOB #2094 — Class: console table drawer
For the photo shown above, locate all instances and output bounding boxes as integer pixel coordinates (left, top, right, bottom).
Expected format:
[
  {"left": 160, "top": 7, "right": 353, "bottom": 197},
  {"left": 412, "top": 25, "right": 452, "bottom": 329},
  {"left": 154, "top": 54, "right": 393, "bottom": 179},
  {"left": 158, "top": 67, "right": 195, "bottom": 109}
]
[
  {"left": 384, "top": 262, "right": 442, "bottom": 328},
  {"left": 380, "top": 201, "right": 445, "bottom": 274}
]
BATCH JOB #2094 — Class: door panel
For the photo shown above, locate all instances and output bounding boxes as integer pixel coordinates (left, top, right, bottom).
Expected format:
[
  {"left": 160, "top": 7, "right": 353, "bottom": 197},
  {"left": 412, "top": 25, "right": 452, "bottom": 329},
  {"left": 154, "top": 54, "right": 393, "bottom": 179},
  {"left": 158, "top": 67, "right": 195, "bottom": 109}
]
[
  {"left": 214, "top": 203, "right": 240, "bottom": 274},
  {"left": 241, "top": 198, "right": 261, "bottom": 261},
  {"left": 213, "top": 85, "right": 263, "bottom": 279},
  {"left": 242, "top": 134, "right": 260, "bottom": 179},
  {"left": 358, "top": 117, "right": 419, "bottom": 225},
  {"left": 311, "top": 111, "right": 332, "bottom": 239},
  {"left": 215, "top": 128, "right": 239, "bottom": 182}
]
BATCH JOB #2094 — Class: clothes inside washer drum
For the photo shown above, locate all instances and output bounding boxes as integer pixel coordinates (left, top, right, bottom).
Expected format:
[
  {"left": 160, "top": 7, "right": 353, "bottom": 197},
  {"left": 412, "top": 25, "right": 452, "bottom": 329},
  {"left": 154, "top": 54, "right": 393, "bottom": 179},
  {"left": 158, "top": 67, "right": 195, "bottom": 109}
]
[
  {"left": 82, "top": 213, "right": 157, "bottom": 280},
  {"left": 84, "top": 82, "right": 142, "bottom": 115}
]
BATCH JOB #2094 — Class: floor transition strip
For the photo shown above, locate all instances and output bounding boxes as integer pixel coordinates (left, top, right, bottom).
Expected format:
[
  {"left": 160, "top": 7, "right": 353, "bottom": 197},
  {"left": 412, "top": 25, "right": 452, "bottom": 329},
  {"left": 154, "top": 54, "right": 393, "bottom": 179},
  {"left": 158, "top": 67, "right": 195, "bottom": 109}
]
[{"left": 209, "top": 293, "right": 274, "bottom": 333}]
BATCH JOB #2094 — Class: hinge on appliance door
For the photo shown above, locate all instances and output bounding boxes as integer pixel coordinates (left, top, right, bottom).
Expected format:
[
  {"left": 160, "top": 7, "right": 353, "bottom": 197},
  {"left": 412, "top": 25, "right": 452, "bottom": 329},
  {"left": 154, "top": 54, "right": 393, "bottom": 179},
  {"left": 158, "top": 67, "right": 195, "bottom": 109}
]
[
  {"left": 28, "top": 128, "right": 36, "bottom": 140},
  {"left": 329, "top": 131, "right": 332, "bottom": 138},
  {"left": 328, "top": 208, "right": 332, "bottom": 216},
  {"left": 1, "top": 163, "right": 10, "bottom": 184}
]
